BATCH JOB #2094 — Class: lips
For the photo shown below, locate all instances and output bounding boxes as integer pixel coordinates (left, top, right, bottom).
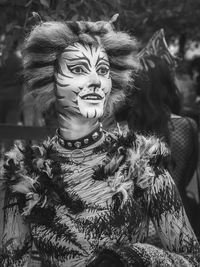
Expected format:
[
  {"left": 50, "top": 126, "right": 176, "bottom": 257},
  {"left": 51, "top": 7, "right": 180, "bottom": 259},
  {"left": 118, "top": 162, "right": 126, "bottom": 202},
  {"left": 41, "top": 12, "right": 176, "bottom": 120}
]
[{"left": 80, "top": 93, "right": 103, "bottom": 100}]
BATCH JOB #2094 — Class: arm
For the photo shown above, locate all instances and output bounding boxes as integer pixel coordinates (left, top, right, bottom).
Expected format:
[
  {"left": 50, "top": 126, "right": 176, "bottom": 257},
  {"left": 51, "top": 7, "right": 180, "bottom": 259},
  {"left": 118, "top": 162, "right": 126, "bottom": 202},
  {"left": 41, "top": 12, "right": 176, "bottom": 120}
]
[
  {"left": 0, "top": 191, "right": 32, "bottom": 267},
  {"left": 88, "top": 171, "right": 200, "bottom": 267},
  {"left": 126, "top": 135, "right": 200, "bottom": 266},
  {"left": 128, "top": 134, "right": 200, "bottom": 266},
  {"left": 146, "top": 169, "right": 200, "bottom": 265},
  {"left": 0, "top": 145, "right": 32, "bottom": 267}
]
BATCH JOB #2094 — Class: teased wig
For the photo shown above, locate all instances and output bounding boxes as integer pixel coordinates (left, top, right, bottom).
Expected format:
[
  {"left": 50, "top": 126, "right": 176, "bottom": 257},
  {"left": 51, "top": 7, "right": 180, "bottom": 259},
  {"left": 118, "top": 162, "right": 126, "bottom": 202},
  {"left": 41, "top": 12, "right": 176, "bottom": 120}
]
[{"left": 22, "top": 18, "right": 140, "bottom": 114}]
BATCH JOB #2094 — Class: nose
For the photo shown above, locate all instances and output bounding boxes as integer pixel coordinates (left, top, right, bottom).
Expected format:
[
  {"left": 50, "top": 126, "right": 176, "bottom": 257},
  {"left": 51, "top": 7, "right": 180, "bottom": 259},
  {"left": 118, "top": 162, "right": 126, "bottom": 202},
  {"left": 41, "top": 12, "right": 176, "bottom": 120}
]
[{"left": 88, "top": 72, "right": 101, "bottom": 92}]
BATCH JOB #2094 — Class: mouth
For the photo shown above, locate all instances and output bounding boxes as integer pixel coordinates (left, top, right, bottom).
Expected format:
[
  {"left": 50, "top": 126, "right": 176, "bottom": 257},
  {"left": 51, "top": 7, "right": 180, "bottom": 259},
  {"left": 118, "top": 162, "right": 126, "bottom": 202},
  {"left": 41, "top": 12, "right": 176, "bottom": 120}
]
[{"left": 80, "top": 93, "right": 103, "bottom": 101}]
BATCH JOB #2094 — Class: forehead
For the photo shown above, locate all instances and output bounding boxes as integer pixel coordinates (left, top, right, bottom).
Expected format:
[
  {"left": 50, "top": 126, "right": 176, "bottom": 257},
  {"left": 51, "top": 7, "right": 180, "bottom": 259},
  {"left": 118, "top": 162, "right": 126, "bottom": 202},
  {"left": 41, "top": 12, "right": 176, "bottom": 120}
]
[{"left": 61, "top": 42, "right": 108, "bottom": 60}]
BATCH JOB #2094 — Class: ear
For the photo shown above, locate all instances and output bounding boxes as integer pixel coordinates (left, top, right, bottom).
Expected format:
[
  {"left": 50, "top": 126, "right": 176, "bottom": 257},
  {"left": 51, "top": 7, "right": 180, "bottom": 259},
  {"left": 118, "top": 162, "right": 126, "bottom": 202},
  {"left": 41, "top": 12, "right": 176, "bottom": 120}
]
[
  {"left": 31, "top": 12, "right": 43, "bottom": 23},
  {"left": 138, "top": 29, "right": 179, "bottom": 71},
  {"left": 109, "top": 13, "right": 119, "bottom": 24}
]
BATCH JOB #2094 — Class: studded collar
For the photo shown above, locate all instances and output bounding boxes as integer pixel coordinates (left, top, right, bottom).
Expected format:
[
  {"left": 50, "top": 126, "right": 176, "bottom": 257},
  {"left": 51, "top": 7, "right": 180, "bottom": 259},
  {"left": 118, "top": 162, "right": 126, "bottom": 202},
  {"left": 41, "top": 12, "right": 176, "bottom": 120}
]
[{"left": 57, "top": 123, "right": 104, "bottom": 150}]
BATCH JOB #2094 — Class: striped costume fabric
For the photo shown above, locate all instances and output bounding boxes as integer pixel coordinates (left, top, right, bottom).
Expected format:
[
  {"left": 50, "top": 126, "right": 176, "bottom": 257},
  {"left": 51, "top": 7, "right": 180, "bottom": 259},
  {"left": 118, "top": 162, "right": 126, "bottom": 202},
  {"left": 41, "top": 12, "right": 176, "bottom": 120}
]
[{"left": 1, "top": 131, "right": 200, "bottom": 266}]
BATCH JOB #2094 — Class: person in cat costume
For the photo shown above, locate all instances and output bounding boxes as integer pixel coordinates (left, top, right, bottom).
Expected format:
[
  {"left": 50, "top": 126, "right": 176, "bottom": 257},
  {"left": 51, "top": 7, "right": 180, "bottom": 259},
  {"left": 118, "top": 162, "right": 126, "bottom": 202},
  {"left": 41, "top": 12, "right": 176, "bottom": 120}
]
[{"left": 0, "top": 15, "right": 200, "bottom": 267}]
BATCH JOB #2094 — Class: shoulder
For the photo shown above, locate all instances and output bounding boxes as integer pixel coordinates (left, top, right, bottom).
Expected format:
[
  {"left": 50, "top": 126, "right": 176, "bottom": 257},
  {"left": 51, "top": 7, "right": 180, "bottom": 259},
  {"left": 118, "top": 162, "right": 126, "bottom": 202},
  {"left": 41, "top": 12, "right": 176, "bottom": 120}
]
[
  {"left": 1, "top": 137, "right": 61, "bottom": 216},
  {"left": 2, "top": 138, "right": 53, "bottom": 172},
  {"left": 104, "top": 130, "right": 170, "bottom": 188},
  {"left": 128, "top": 135, "right": 178, "bottom": 204},
  {"left": 2, "top": 141, "right": 27, "bottom": 187},
  {"left": 170, "top": 115, "right": 198, "bottom": 134},
  {"left": 1, "top": 137, "right": 55, "bottom": 200},
  {"left": 104, "top": 130, "right": 170, "bottom": 164},
  {"left": 125, "top": 133, "right": 170, "bottom": 190},
  {"left": 184, "top": 117, "right": 198, "bottom": 132},
  {"left": 127, "top": 133, "right": 170, "bottom": 164}
]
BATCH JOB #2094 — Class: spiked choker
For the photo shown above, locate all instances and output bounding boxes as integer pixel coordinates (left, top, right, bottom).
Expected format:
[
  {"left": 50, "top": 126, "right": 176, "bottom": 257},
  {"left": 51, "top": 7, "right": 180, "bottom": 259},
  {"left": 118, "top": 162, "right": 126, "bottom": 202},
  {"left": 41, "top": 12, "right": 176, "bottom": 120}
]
[{"left": 57, "top": 123, "right": 104, "bottom": 150}]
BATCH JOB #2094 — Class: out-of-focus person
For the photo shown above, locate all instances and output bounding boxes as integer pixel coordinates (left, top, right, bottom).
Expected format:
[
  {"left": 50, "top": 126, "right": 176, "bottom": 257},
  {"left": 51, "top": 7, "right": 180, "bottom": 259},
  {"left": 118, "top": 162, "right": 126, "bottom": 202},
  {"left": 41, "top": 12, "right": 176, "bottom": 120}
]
[{"left": 104, "top": 55, "right": 199, "bottom": 239}]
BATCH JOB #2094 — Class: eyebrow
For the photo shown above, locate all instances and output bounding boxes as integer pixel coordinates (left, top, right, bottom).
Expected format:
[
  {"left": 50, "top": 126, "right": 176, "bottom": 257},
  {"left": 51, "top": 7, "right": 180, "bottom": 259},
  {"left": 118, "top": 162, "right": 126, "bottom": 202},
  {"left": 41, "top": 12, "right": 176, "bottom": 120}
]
[
  {"left": 68, "top": 62, "right": 90, "bottom": 72},
  {"left": 95, "top": 55, "right": 110, "bottom": 68},
  {"left": 63, "top": 54, "right": 92, "bottom": 68},
  {"left": 63, "top": 46, "right": 80, "bottom": 53}
]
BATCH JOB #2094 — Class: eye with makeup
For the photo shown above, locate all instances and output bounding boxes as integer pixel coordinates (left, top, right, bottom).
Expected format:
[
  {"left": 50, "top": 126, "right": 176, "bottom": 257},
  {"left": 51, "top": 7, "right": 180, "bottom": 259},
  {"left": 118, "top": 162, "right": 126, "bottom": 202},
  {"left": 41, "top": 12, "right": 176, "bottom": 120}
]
[
  {"left": 97, "top": 65, "right": 110, "bottom": 76},
  {"left": 67, "top": 64, "right": 88, "bottom": 74}
]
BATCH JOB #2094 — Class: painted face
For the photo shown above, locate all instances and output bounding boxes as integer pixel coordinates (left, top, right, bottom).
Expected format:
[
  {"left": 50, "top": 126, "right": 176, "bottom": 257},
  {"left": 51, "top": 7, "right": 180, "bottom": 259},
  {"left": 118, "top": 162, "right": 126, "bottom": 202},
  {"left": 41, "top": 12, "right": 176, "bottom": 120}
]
[{"left": 55, "top": 42, "right": 112, "bottom": 119}]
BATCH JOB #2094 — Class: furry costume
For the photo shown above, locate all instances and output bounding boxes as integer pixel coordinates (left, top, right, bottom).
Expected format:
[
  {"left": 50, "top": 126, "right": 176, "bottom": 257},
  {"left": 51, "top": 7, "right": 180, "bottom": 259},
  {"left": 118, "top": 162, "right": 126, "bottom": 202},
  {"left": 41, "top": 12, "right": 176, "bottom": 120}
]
[{"left": 1, "top": 18, "right": 200, "bottom": 267}]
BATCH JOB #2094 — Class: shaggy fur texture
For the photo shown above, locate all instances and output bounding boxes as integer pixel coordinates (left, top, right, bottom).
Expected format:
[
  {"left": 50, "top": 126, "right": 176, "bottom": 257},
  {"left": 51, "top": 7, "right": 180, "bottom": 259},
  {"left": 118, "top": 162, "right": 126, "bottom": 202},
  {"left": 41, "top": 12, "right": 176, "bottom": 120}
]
[
  {"left": 2, "top": 133, "right": 170, "bottom": 216},
  {"left": 22, "top": 19, "right": 140, "bottom": 113}
]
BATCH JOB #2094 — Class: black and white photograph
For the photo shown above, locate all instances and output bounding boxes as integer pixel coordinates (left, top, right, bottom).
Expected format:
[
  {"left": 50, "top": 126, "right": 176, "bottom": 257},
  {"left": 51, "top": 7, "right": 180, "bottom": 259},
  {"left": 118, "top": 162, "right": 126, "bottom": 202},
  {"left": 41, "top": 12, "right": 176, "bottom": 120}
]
[{"left": 0, "top": 1, "right": 200, "bottom": 266}]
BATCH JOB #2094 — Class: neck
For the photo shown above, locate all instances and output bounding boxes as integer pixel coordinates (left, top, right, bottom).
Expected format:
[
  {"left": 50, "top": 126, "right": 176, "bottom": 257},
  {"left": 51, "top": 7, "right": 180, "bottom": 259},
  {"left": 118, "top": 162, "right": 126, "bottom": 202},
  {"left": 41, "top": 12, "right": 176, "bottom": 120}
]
[{"left": 58, "top": 113, "right": 100, "bottom": 140}]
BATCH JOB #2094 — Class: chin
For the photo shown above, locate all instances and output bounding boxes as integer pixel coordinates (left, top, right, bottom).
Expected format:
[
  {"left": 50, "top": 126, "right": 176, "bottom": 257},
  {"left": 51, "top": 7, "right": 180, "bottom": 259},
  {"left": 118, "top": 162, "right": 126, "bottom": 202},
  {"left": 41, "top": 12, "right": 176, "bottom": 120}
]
[
  {"left": 79, "top": 105, "right": 104, "bottom": 119},
  {"left": 78, "top": 99, "right": 105, "bottom": 119}
]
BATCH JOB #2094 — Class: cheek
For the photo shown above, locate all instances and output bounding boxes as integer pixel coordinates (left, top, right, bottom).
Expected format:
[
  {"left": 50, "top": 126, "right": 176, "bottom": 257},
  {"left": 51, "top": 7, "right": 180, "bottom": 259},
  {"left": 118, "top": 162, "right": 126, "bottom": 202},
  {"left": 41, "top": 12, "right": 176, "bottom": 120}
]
[
  {"left": 103, "top": 78, "right": 112, "bottom": 96},
  {"left": 55, "top": 72, "right": 82, "bottom": 101},
  {"left": 55, "top": 82, "right": 77, "bottom": 104}
]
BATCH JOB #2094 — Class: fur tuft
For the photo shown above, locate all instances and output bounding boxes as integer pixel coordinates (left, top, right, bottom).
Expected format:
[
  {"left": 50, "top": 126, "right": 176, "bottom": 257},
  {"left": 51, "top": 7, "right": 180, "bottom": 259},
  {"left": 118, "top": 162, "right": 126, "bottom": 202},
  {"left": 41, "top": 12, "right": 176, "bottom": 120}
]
[
  {"left": 128, "top": 134, "right": 170, "bottom": 189},
  {"left": 12, "top": 175, "right": 35, "bottom": 194}
]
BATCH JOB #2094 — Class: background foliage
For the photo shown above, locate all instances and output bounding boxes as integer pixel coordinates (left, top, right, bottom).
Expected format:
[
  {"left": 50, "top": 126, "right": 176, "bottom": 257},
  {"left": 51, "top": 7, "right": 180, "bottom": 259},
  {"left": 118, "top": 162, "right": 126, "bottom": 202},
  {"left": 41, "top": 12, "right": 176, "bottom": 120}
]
[{"left": 0, "top": 0, "right": 200, "bottom": 61}]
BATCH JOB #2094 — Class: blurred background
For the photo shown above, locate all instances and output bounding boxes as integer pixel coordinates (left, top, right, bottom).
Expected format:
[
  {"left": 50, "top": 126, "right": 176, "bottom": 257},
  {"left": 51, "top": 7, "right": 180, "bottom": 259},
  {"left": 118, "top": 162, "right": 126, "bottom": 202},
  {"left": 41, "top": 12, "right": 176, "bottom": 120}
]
[{"left": 0, "top": 0, "right": 200, "bottom": 242}]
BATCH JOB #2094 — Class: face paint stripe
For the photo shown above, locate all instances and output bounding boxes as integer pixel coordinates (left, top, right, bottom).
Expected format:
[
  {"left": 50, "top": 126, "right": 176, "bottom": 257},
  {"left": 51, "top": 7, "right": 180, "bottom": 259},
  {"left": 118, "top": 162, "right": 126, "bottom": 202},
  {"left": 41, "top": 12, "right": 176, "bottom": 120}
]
[
  {"left": 67, "top": 62, "right": 90, "bottom": 72},
  {"left": 72, "top": 106, "right": 80, "bottom": 111},
  {"left": 62, "top": 104, "right": 78, "bottom": 109},
  {"left": 55, "top": 94, "right": 65, "bottom": 100},
  {"left": 58, "top": 105, "right": 79, "bottom": 111},
  {"left": 57, "top": 43, "right": 112, "bottom": 120},
  {"left": 57, "top": 64, "right": 73, "bottom": 79},
  {"left": 95, "top": 45, "right": 98, "bottom": 53},
  {"left": 63, "top": 48, "right": 80, "bottom": 53},
  {"left": 88, "top": 45, "right": 93, "bottom": 57},
  {"left": 73, "top": 43, "right": 81, "bottom": 49},
  {"left": 63, "top": 56, "right": 89, "bottom": 62},
  {"left": 65, "top": 56, "right": 92, "bottom": 70},
  {"left": 63, "top": 57, "right": 81, "bottom": 62},
  {"left": 58, "top": 109, "right": 79, "bottom": 120},
  {"left": 95, "top": 55, "right": 110, "bottom": 68},
  {"left": 62, "top": 105, "right": 70, "bottom": 109},
  {"left": 81, "top": 52, "right": 92, "bottom": 68},
  {"left": 58, "top": 72, "right": 73, "bottom": 79},
  {"left": 55, "top": 81, "right": 70, "bottom": 87},
  {"left": 94, "top": 109, "right": 97, "bottom": 118},
  {"left": 81, "top": 62, "right": 90, "bottom": 72},
  {"left": 81, "top": 42, "right": 89, "bottom": 51},
  {"left": 60, "top": 127, "right": 70, "bottom": 132},
  {"left": 58, "top": 111, "right": 70, "bottom": 120},
  {"left": 72, "top": 90, "right": 79, "bottom": 96}
]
